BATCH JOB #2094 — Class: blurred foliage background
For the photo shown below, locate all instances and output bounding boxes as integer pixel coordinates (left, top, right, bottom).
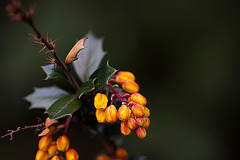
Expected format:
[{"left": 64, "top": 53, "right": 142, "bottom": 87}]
[{"left": 0, "top": 0, "right": 240, "bottom": 159}]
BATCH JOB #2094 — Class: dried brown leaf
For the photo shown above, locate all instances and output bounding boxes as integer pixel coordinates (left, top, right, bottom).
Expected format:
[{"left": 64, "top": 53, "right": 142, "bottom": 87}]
[
  {"left": 65, "top": 37, "right": 89, "bottom": 65},
  {"left": 45, "top": 117, "right": 58, "bottom": 128}
]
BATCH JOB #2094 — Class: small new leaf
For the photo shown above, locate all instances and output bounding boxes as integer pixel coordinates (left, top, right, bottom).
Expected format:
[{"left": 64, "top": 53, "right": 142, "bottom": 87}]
[
  {"left": 75, "top": 78, "right": 96, "bottom": 99},
  {"left": 65, "top": 37, "right": 88, "bottom": 65},
  {"left": 46, "top": 95, "right": 82, "bottom": 120}
]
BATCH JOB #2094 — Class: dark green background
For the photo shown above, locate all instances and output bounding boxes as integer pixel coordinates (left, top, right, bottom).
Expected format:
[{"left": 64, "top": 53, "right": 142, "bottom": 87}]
[{"left": 0, "top": 0, "right": 240, "bottom": 159}]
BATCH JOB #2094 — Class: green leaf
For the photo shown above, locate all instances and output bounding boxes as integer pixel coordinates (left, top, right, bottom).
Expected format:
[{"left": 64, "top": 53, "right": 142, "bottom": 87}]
[
  {"left": 90, "top": 61, "right": 117, "bottom": 89},
  {"left": 73, "top": 32, "right": 105, "bottom": 82},
  {"left": 46, "top": 95, "right": 82, "bottom": 120},
  {"left": 75, "top": 78, "right": 96, "bottom": 98},
  {"left": 25, "top": 86, "right": 70, "bottom": 110},
  {"left": 42, "top": 64, "right": 73, "bottom": 92}
]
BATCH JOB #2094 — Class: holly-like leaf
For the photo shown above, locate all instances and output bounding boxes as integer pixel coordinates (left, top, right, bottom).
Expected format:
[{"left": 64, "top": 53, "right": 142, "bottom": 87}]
[
  {"left": 90, "top": 61, "right": 117, "bottom": 89},
  {"left": 73, "top": 32, "right": 106, "bottom": 82},
  {"left": 41, "top": 64, "right": 73, "bottom": 92},
  {"left": 75, "top": 78, "right": 96, "bottom": 98},
  {"left": 25, "top": 86, "right": 70, "bottom": 110},
  {"left": 46, "top": 95, "right": 82, "bottom": 120}
]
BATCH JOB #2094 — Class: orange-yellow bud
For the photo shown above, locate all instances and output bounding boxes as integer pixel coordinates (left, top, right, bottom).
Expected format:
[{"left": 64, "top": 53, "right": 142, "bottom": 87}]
[
  {"left": 48, "top": 142, "right": 57, "bottom": 155},
  {"left": 128, "top": 93, "right": 147, "bottom": 106},
  {"left": 56, "top": 135, "right": 70, "bottom": 152},
  {"left": 51, "top": 155, "right": 61, "bottom": 160},
  {"left": 35, "top": 150, "right": 49, "bottom": 160},
  {"left": 136, "top": 127, "right": 147, "bottom": 139},
  {"left": 132, "top": 104, "right": 145, "bottom": 117},
  {"left": 38, "top": 136, "right": 53, "bottom": 152},
  {"left": 120, "top": 121, "right": 131, "bottom": 135},
  {"left": 96, "top": 154, "right": 111, "bottom": 160},
  {"left": 95, "top": 109, "right": 106, "bottom": 123},
  {"left": 116, "top": 71, "right": 135, "bottom": 82},
  {"left": 144, "top": 107, "right": 150, "bottom": 117},
  {"left": 122, "top": 80, "right": 139, "bottom": 93},
  {"left": 135, "top": 117, "right": 144, "bottom": 127},
  {"left": 127, "top": 118, "right": 137, "bottom": 130},
  {"left": 66, "top": 148, "right": 79, "bottom": 160},
  {"left": 105, "top": 105, "right": 118, "bottom": 123},
  {"left": 115, "top": 148, "right": 128, "bottom": 159},
  {"left": 94, "top": 93, "right": 108, "bottom": 110},
  {"left": 143, "top": 117, "right": 150, "bottom": 128},
  {"left": 118, "top": 105, "right": 131, "bottom": 121}
]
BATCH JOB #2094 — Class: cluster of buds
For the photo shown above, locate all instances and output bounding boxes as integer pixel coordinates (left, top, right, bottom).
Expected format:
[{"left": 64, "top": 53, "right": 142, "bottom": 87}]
[
  {"left": 96, "top": 148, "right": 128, "bottom": 160},
  {"left": 35, "top": 135, "right": 79, "bottom": 160},
  {"left": 94, "top": 71, "right": 150, "bottom": 139}
]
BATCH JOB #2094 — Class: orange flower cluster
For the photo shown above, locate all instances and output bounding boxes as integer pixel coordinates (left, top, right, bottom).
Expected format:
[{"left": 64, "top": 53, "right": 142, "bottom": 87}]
[
  {"left": 35, "top": 135, "right": 79, "bottom": 160},
  {"left": 94, "top": 71, "right": 150, "bottom": 139},
  {"left": 96, "top": 148, "right": 128, "bottom": 160}
]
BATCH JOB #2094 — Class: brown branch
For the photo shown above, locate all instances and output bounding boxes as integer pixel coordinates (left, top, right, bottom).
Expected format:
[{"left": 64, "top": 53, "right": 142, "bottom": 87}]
[{"left": 1, "top": 123, "right": 44, "bottom": 140}]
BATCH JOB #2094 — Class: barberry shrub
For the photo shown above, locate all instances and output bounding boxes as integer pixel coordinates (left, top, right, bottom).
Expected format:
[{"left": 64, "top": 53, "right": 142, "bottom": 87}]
[{"left": 2, "top": 0, "right": 151, "bottom": 159}]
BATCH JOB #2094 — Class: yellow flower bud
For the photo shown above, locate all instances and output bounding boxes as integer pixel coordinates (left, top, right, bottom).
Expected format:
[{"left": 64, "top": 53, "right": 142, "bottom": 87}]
[
  {"left": 51, "top": 155, "right": 61, "bottom": 160},
  {"left": 94, "top": 93, "right": 108, "bottom": 110},
  {"left": 122, "top": 80, "right": 139, "bottom": 93},
  {"left": 143, "top": 117, "right": 150, "bottom": 128},
  {"left": 35, "top": 150, "right": 49, "bottom": 160},
  {"left": 95, "top": 109, "right": 106, "bottom": 123},
  {"left": 66, "top": 148, "right": 79, "bottom": 160},
  {"left": 116, "top": 71, "right": 135, "bottom": 82},
  {"left": 120, "top": 121, "right": 131, "bottom": 135},
  {"left": 38, "top": 136, "right": 53, "bottom": 152},
  {"left": 48, "top": 142, "right": 57, "bottom": 156},
  {"left": 96, "top": 154, "right": 111, "bottom": 160},
  {"left": 128, "top": 93, "right": 147, "bottom": 106},
  {"left": 144, "top": 107, "right": 150, "bottom": 117},
  {"left": 136, "top": 127, "right": 147, "bottom": 139},
  {"left": 118, "top": 105, "right": 131, "bottom": 121},
  {"left": 127, "top": 118, "right": 137, "bottom": 130},
  {"left": 135, "top": 117, "right": 144, "bottom": 127},
  {"left": 132, "top": 104, "right": 145, "bottom": 117},
  {"left": 115, "top": 148, "right": 128, "bottom": 159},
  {"left": 105, "top": 105, "right": 118, "bottom": 123},
  {"left": 56, "top": 135, "right": 70, "bottom": 152}
]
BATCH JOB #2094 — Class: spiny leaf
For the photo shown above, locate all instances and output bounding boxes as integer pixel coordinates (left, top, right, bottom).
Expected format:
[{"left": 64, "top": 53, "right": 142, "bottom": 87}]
[
  {"left": 90, "top": 61, "right": 117, "bottom": 90},
  {"left": 41, "top": 64, "right": 73, "bottom": 92},
  {"left": 73, "top": 32, "right": 106, "bottom": 82},
  {"left": 65, "top": 37, "right": 88, "bottom": 65},
  {"left": 75, "top": 78, "right": 96, "bottom": 98},
  {"left": 46, "top": 95, "right": 82, "bottom": 120},
  {"left": 25, "top": 86, "right": 70, "bottom": 110}
]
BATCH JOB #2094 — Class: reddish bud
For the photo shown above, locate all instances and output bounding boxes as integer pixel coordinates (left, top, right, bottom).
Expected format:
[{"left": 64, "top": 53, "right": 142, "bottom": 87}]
[
  {"left": 136, "top": 127, "right": 147, "bottom": 139},
  {"left": 144, "top": 107, "right": 150, "bottom": 117},
  {"left": 120, "top": 121, "right": 131, "bottom": 135},
  {"left": 94, "top": 93, "right": 108, "bottom": 110},
  {"left": 132, "top": 104, "right": 145, "bottom": 117},
  {"left": 122, "top": 80, "right": 139, "bottom": 93},
  {"left": 118, "top": 105, "right": 131, "bottom": 121},
  {"left": 127, "top": 118, "right": 137, "bottom": 130},
  {"left": 95, "top": 109, "right": 106, "bottom": 123},
  {"left": 48, "top": 142, "right": 57, "bottom": 156},
  {"left": 128, "top": 93, "right": 147, "bottom": 106},
  {"left": 105, "top": 105, "right": 118, "bottom": 123},
  {"left": 56, "top": 135, "right": 70, "bottom": 152},
  {"left": 35, "top": 150, "right": 49, "bottom": 160},
  {"left": 38, "top": 136, "right": 53, "bottom": 152},
  {"left": 135, "top": 117, "right": 144, "bottom": 127},
  {"left": 143, "top": 117, "right": 150, "bottom": 128},
  {"left": 115, "top": 148, "right": 128, "bottom": 159},
  {"left": 51, "top": 155, "right": 61, "bottom": 160},
  {"left": 96, "top": 154, "right": 111, "bottom": 160},
  {"left": 66, "top": 148, "right": 79, "bottom": 160},
  {"left": 116, "top": 71, "right": 135, "bottom": 82}
]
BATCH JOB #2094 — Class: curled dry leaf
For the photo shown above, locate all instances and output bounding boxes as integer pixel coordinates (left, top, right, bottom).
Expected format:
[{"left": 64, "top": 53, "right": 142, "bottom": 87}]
[
  {"left": 38, "top": 126, "right": 55, "bottom": 137},
  {"left": 65, "top": 37, "right": 89, "bottom": 65},
  {"left": 45, "top": 117, "right": 58, "bottom": 128}
]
